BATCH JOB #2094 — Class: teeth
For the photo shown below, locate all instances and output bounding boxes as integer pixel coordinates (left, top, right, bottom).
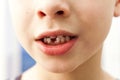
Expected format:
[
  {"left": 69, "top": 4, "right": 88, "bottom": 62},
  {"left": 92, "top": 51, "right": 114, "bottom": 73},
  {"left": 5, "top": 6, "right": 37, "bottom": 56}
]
[
  {"left": 65, "top": 36, "right": 70, "bottom": 42},
  {"left": 42, "top": 35, "right": 72, "bottom": 45},
  {"left": 55, "top": 36, "right": 61, "bottom": 44},
  {"left": 60, "top": 37, "right": 65, "bottom": 43},
  {"left": 43, "top": 37, "right": 47, "bottom": 43},
  {"left": 57, "top": 35, "right": 65, "bottom": 43},
  {"left": 46, "top": 38, "right": 51, "bottom": 44}
]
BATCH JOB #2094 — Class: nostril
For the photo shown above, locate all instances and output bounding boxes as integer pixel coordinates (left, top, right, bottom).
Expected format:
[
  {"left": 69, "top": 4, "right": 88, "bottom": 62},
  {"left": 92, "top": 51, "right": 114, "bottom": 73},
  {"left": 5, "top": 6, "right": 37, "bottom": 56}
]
[
  {"left": 38, "top": 11, "right": 46, "bottom": 17},
  {"left": 56, "top": 10, "right": 64, "bottom": 15}
]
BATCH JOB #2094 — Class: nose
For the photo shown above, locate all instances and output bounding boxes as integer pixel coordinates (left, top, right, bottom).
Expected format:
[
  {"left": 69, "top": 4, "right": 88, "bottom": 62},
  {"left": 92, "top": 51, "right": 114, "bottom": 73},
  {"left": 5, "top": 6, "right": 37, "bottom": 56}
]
[{"left": 35, "top": 1, "right": 71, "bottom": 19}]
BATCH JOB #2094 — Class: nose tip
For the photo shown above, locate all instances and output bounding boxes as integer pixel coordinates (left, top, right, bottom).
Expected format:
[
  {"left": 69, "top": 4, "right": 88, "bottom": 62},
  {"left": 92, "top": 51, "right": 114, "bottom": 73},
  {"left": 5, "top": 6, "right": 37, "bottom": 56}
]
[{"left": 37, "top": 2, "right": 71, "bottom": 18}]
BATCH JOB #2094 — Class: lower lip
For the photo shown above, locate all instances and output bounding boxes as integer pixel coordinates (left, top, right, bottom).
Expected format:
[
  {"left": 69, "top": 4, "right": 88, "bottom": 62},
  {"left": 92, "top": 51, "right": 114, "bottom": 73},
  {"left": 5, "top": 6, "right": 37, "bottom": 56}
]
[{"left": 35, "top": 38, "right": 77, "bottom": 56}]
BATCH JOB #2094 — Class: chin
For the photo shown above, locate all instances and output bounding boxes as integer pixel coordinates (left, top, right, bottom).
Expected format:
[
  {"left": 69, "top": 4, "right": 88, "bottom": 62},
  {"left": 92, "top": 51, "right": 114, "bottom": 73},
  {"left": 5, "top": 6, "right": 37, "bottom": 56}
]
[
  {"left": 42, "top": 61, "right": 79, "bottom": 73},
  {"left": 45, "top": 66, "right": 75, "bottom": 73}
]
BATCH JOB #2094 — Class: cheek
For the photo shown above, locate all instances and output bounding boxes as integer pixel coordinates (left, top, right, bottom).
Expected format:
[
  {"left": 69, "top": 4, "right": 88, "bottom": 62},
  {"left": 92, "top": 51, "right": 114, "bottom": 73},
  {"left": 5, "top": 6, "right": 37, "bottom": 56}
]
[
  {"left": 75, "top": 2, "right": 113, "bottom": 40},
  {"left": 71, "top": 2, "right": 114, "bottom": 59},
  {"left": 12, "top": 13, "right": 33, "bottom": 45},
  {"left": 10, "top": 4, "right": 34, "bottom": 39},
  {"left": 9, "top": 0, "right": 34, "bottom": 30},
  {"left": 74, "top": 0, "right": 114, "bottom": 25},
  {"left": 10, "top": 10, "right": 35, "bottom": 54}
]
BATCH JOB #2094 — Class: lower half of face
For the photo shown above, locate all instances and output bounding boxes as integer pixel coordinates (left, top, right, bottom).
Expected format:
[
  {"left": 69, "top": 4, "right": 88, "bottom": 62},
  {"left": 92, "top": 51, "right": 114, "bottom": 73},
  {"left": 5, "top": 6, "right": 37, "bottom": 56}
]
[{"left": 9, "top": 0, "right": 115, "bottom": 73}]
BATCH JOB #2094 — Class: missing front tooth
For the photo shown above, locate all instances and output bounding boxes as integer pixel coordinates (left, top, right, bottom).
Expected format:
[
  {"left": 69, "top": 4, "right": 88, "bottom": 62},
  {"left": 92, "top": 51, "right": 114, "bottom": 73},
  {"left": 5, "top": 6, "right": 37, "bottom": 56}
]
[{"left": 40, "top": 35, "right": 76, "bottom": 45}]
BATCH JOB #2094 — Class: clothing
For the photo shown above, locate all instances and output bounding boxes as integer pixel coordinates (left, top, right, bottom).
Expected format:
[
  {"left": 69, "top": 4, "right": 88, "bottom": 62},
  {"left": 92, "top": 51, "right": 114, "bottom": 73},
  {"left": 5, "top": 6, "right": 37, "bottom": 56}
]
[{"left": 15, "top": 75, "right": 21, "bottom": 80}]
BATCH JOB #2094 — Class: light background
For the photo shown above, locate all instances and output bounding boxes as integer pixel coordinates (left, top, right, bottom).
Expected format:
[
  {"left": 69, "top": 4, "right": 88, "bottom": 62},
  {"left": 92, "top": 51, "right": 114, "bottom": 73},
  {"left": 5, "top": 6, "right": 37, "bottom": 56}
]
[{"left": 0, "top": 0, "right": 120, "bottom": 79}]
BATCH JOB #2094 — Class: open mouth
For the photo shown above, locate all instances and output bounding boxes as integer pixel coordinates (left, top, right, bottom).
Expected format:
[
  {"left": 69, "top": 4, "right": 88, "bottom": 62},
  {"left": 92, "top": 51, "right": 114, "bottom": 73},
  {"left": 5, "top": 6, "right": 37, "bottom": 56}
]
[
  {"left": 38, "top": 35, "right": 77, "bottom": 45},
  {"left": 35, "top": 30, "right": 78, "bottom": 55},
  {"left": 35, "top": 30, "right": 78, "bottom": 46}
]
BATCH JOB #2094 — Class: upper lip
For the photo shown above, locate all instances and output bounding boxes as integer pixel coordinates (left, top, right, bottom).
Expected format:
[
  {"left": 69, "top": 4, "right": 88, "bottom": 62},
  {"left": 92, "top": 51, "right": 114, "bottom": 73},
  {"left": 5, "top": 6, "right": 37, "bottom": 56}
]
[{"left": 35, "top": 30, "right": 78, "bottom": 41}]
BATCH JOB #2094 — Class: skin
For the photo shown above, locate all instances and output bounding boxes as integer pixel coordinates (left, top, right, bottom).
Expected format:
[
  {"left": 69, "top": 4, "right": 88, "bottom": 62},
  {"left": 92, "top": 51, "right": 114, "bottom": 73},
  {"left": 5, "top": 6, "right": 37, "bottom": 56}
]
[{"left": 8, "top": 0, "right": 120, "bottom": 80}]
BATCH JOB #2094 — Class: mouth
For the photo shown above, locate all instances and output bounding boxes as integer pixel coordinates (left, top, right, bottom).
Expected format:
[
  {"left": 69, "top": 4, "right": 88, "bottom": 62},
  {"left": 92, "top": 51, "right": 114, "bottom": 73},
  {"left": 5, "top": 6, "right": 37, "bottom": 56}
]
[
  {"left": 35, "top": 30, "right": 78, "bottom": 55},
  {"left": 37, "top": 35, "right": 76, "bottom": 45}
]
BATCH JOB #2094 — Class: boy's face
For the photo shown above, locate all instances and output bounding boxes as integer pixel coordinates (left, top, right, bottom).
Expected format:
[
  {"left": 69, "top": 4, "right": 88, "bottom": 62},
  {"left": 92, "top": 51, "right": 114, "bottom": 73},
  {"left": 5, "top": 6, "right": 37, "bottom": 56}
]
[{"left": 9, "top": 0, "right": 119, "bottom": 73}]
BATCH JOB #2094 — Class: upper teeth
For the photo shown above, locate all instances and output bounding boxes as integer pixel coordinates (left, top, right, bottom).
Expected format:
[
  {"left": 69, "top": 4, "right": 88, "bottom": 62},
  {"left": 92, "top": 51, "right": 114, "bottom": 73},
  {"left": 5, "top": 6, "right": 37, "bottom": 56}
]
[{"left": 42, "top": 35, "right": 71, "bottom": 45}]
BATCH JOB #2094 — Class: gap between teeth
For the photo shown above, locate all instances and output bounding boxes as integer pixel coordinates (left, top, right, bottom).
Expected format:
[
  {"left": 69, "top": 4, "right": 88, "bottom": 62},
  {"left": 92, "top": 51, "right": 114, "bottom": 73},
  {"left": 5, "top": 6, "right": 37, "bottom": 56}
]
[{"left": 43, "top": 36, "right": 71, "bottom": 45}]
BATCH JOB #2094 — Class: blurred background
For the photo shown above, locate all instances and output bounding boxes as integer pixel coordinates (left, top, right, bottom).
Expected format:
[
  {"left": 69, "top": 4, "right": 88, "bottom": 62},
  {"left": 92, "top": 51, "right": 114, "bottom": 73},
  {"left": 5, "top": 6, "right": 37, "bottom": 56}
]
[{"left": 0, "top": 0, "right": 120, "bottom": 79}]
